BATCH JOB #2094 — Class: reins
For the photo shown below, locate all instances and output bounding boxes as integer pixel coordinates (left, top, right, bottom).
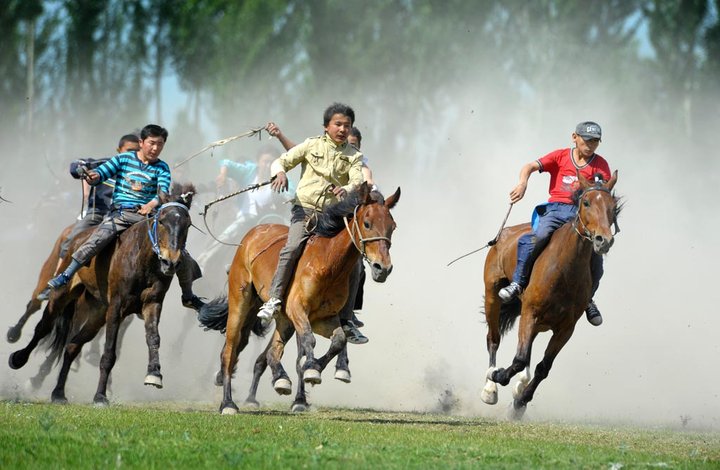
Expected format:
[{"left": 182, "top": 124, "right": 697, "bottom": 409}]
[
  {"left": 148, "top": 202, "right": 191, "bottom": 255},
  {"left": 343, "top": 205, "right": 391, "bottom": 262},
  {"left": 446, "top": 203, "right": 514, "bottom": 267}
]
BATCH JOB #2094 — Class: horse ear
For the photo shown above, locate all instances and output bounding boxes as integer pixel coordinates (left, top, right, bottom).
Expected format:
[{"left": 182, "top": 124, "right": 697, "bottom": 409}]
[
  {"left": 576, "top": 170, "right": 591, "bottom": 189},
  {"left": 384, "top": 187, "right": 401, "bottom": 209},
  {"left": 606, "top": 170, "right": 618, "bottom": 191},
  {"left": 358, "top": 181, "right": 372, "bottom": 204}
]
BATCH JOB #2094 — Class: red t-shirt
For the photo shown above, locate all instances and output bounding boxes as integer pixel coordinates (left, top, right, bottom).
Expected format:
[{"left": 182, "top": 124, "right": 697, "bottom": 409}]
[{"left": 537, "top": 148, "right": 611, "bottom": 204}]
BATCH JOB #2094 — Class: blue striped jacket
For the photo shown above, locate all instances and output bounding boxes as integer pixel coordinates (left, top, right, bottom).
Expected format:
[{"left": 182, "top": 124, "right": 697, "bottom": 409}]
[{"left": 93, "top": 151, "right": 171, "bottom": 208}]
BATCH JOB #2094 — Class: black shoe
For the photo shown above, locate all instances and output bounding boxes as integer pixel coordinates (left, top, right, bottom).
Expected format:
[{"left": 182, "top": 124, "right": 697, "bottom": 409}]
[
  {"left": 342, "top": 321, "right": 368, "bottom": 345},
  {"left": 182, "top": 295, "right": 206, "bottom": 312},
  {"left": 351, "top": 312, "right": 364, "bottom": 328},
  {"left": 585, "top": 300, "right": 603, "bottom": 326}
]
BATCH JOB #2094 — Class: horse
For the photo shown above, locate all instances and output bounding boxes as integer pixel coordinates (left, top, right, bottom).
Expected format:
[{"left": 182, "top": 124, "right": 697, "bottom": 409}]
[
  {"left": 8, "top": 183, "right": 196, "bottom": 405},
  {"left": 199, "top": 183, "right": 400, "bottom": 414},
  {"left": 480, "top": 171, "right": 619, "bottom": 419},
  {"left": 6, "top": 224, "right": 73, "bottom": 343}
]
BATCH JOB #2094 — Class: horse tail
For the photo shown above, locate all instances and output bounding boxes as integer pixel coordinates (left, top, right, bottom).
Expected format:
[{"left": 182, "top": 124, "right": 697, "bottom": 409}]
[
  {"left": 498, "top": 299, "right": 522, "bottom": 337},
  {"left": 198, "top": 296, "right": 229, "bottom": 333},
  {"left": 45, "top": 301, "right": 76, "bottom": 364}
]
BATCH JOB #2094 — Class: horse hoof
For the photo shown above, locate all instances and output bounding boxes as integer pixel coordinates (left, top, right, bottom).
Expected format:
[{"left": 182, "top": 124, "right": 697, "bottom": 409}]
[
  {"left": 51, "top": 395, "right": 68, "bottom": 405},
  {"left": 7, "top": 327, "right": 21, "bottom": 343},
  {"left": 273, "top": 378, "right": 292, "bottom": 395},
  {"left": 507, "top": 402, "right": 527, "bottom": 421},
  {"left": 291, "top": 403, "right": 308, "bottom": 413},
  {"left": 512, "top": 380, "right": 528, "bottom": 400},
  {"left": 303, "top": 369, "right": 322, "bottom": 385},
  {"left": 8, "top": 351, "right": 28, "bottom": 370},
  {"left": 334, "top": 369, "right": 351, "bottom": 383},
  {"left": 221, "top": 406, "right": 238, "bottom": 415},
  {"left": 93, "top": 397, "right": 110, "bottom": 407},
  {"left": 144, "top": 374, "right": 163, "bottom": 389},
  {"left": 480, "top": 386, "right": 498, "bottom": 405}
]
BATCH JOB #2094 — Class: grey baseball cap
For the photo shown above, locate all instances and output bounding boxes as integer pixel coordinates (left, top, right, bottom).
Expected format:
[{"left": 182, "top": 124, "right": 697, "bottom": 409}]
[{"left": 575, "top": 121, "right": 602, "bottom": 140}]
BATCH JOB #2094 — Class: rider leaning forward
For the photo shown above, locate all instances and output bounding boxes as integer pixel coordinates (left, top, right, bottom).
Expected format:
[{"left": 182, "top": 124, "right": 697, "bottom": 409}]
[
  {"left": 46, "top": 124, "right": 205, "bottom": 311},
  {"left": 257, "top": 103, "right": 367, "bottom": 343},
  {"left": 498, "top": 121, "right": 611, "bottom": 326}
]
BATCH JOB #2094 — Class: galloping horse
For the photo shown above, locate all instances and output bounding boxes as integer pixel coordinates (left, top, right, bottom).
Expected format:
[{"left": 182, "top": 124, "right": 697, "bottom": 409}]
[
  {"left": 9, "top": 183, "right": 196, "bottom": 405},
  {"left": 199, "top": 183, "right": 400, "bottom": 414},
  {"left": 481, "top": 172, "right": 619, "bottom": 419},
  {"left": 7, "top": 224, "right": 73, "bottom": 343}
]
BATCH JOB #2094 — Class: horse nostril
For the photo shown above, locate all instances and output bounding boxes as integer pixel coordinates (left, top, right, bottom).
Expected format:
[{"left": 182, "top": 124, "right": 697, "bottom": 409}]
[
  {"left": 372, "top": 262, "right": 382, "bottom": 272},
  {"left": 594, "top": 235, "right": 605, "bottom": 244}
]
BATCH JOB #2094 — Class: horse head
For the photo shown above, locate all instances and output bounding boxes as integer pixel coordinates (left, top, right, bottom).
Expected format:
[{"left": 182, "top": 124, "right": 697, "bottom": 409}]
[
  {"left": 575, "top": 170, "right": 619, "bottom": 255},
  {"left": 153, "top": 183, "right": 195, "bottom": 275},
  {"left": 353, "top": 183, "right": 401, "bottom": 283}
]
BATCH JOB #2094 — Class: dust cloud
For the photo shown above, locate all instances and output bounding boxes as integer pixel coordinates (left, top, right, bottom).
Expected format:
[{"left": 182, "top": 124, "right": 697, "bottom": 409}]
[{"left": 2, "top": 34, "right": 719, "bottom": 433}]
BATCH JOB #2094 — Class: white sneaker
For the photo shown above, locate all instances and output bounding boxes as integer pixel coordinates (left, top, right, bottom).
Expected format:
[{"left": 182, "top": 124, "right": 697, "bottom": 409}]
[
  {"left": 258, "top": 297, "right": 281, "bottom": 323},
  {"left": 498, "top": 282, "right": 523, "bottom": 303}
]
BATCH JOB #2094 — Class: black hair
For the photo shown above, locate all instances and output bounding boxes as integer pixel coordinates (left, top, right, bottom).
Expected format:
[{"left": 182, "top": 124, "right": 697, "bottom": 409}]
[
  {"left": 118, "top": 134, "right": 140, "bottom": 149},
  {"left": 350, "top": 127, "right": 362, "bottom": 145},
  {"left": 323, "top": 103, "right": 355, "bottom": 126},
  {"left": 140, "top": 124, "right": 169, "bottom": 142}
]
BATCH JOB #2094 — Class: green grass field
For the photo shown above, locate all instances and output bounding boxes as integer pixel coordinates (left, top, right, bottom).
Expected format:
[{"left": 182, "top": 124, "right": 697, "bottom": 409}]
[{"left": 1, "top": 400, "right": 718, "bottom": 469}]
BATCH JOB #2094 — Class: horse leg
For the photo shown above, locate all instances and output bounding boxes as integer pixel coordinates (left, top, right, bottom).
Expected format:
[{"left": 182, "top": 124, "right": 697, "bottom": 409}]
[
  {"left": 93, "top": 299, "right": 123, "bottom": 406},
  {"left": 142, "top": 302, "right": 164, "bottom": 388},
  {"left": 29, "top": 352, "right": 56, "bottom": 390},
  {"left": 51, "top": 294, "right": 105, "bottom": 404},
  {"left": 287, "top": 304, "right": 319, "bottom": 385},
  {"left": 266, "top": 315, "right": 295, "bottom": 396},
  {"left": 490, "top": 311, "right": 537, "bottom": 387},
  {"left": 9, "top": 289, "right": 77, "bottom": 370},
  {"left": 7, "top": 298, "right": 42, "bottom": 343},
  {"left": 481, "top": 286, "right": 502, "bottom": 405},
  {"left": 243, "top": 340, "right": 273, "bottom": 407},
  {"left": 334, "top": 345, "right": 351, "bottom": 383},
  {"left": 510, "top": 326, "right": 575, "bottom": 420},
  {"left": 291, "top": 333, "right": 311, "bottom": 412},
  {"left": 312, "top": 318, "right": 350, "bottom": 382}
]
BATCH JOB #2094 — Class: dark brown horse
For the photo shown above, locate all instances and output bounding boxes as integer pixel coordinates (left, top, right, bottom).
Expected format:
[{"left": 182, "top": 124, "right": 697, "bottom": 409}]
[
  {"left": 199, "top": 183, "right": 400, "bottom": 414},
  {"left": 481, "top": 172, "right": 619, "bottom": 419},
  {"left": 6, "top": 224, "right": 73, "bottom": 343},
  {"left": 9, "top": 183, "right": 196, "bottom": 405}
]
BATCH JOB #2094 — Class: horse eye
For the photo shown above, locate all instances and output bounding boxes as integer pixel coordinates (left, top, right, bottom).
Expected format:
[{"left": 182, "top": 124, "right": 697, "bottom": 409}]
[
  {"left": 363, "top": 220, "right": 371, "bottom": 229},
  {"left": 582, "top": 199, "right": 590, "bottom": 208}
]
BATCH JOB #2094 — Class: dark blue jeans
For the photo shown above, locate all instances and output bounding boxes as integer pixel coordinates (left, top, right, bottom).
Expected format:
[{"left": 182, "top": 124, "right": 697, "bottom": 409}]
[{"left": 512, "top": 202, "right": 603, "bottom": 298}]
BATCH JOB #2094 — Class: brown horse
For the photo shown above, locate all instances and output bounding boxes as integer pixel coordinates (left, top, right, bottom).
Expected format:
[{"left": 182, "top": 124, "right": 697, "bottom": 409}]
[
  {"left": 199, "top": 183, "right": 400, "bottom": 414},
  {"left": 9, "top": 183, "right": 196, "bottom": 405},
  {"left": 6, "top": 224, "right": 73, "bottom": 343},
  {"left": 481, "top": 172, "right": 619, "bottom": 419}
]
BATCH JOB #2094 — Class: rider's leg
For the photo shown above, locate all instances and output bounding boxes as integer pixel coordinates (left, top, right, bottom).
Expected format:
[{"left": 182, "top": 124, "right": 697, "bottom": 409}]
[
  {"left": 339, "top": 260, "right": 367, "bottom": 344},
  {"left": 177, "top": 250, "right": 205, "bottom": 311},
  {"left": 585, "top": 253, "right": 604, "bottom": 326}
]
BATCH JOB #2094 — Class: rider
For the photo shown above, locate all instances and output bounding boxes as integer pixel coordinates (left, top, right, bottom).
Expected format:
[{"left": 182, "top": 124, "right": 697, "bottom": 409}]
[
  {"left": 497, "top": 121, "right": 611, "bottom": 326},
  {"left": 257, "top": 103, "right": 365, "bottom": 342},
  {"left": 46, "top": 124, "right": 205, "bottom": 311},
  {"left": 37, "top": 134, "right": 141, "bottom": 301},
  {"left": 266, "top": 122, "right": 373, "bottom": 337}
]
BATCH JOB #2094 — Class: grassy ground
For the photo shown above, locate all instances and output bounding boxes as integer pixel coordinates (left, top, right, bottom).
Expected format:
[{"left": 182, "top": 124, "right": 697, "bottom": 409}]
[{"left": 1, "top": 400, "right": 718, "bottom": 469}]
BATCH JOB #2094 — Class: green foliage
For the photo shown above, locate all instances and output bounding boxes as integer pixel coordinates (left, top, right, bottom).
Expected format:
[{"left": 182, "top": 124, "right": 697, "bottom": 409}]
[{"left": 1, "top": 402, "right": 719, "bottom": 469}]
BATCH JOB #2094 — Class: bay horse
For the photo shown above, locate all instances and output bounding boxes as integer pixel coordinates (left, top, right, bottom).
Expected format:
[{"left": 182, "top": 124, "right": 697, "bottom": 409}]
[
  {"left": 6, "top": 224, "right": 73, "bottom": 343},
  {"left": 481, "top": 172, "right": 619, "bottom": 419},
  {"left": 199, "top": 183, "right": 400, "bottom": 414},
  {"left": 8, "top": 183, "right": 196, "bottom": 405}
]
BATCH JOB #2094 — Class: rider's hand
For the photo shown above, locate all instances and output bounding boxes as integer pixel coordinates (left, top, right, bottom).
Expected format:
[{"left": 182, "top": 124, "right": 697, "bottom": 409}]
[
  {"left": 330, "top": 185, "right": 347, "bottom": 199},
  {"left": 138, "top": 202, "right": 155, "bottom": 215},
  {"left": 271, "top": 172, "right": 288, "bottom": 192},
  {"left": 266, "top": 122, "right": 281, "bottom": 138},
  {"left": 85, "top": 170, "right": 101, "bottom": 185},
  {"left": 509, "top": 182, "right": 526, "bottom": 204}
]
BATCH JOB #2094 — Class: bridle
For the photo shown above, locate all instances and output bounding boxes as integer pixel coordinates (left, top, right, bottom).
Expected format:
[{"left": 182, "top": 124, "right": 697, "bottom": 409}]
[
  {"left": 148, "top": 202, "right": 190, "bottom": 257},
  {"left": 343, "top": 205, "right": 391, "bottom": 262},
  {"left": 572, "top": 186, "right": 619, "bottom": 242}
]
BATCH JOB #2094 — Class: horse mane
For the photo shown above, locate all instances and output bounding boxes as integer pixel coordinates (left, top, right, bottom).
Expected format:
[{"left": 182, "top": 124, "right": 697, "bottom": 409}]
[
  {"left": 313, "top": 188, "right": 371, "bottom": 238},
  {"left": 571, "top": 174, "right": 623, "bottom": 221},
  {"left": 168, "top": 182, "right": 196, "bottom": 208}
]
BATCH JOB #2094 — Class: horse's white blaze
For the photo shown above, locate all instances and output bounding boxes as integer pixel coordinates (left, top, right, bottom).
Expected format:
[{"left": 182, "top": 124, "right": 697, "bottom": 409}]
[{"left": 144, "top": 374, "right": 163, "bottom": 388}]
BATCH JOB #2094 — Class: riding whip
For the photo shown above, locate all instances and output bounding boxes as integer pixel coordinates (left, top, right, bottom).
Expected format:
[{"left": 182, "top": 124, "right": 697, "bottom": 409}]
[
  {"left": 173, "top": 127, "right": 265, "bottom": 169},
  {"left": 446, "top": 202, "right": 513, "bottom": 267},
  {"left": 200, "top": 175, "right": 277, "bottom": 246}
]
